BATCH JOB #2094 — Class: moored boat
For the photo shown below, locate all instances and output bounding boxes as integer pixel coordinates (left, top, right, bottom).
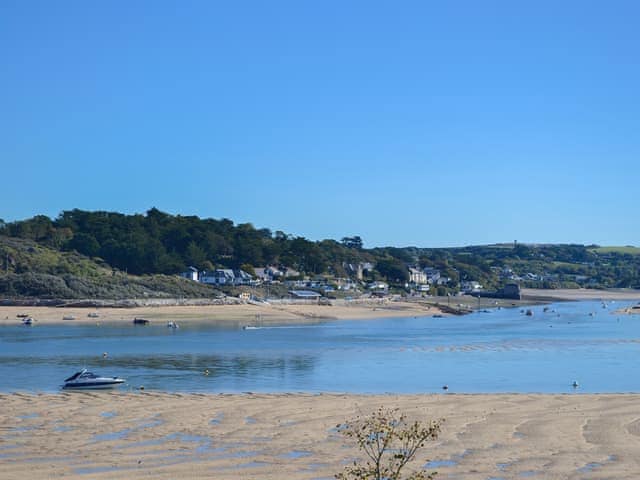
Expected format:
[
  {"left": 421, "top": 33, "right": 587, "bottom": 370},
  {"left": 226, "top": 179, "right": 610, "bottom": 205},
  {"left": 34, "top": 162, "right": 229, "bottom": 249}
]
[{"left": 62, "top": 369, "right": 125, "bottom": 390}]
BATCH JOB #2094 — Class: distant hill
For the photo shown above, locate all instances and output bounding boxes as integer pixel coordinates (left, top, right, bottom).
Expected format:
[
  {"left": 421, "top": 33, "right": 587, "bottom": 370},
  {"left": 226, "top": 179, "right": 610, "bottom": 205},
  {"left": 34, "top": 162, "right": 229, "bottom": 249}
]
[{"left": 1, "top": 209, "right": 640, "bottom": 299}]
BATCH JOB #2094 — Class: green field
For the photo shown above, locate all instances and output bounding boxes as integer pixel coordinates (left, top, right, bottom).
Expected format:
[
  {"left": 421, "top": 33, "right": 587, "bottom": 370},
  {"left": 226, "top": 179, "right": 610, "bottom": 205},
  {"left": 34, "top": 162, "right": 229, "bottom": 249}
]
[{"left": 591, "top": 246, "right": 640, "bottom": 255}]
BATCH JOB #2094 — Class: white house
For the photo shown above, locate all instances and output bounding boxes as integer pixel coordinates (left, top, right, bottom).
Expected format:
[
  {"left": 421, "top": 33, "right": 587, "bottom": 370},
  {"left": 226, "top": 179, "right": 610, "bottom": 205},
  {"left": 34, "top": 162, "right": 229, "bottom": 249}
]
[
  {"left": 200, "top": 269, "right": 235, "bottom": 285},
  {"left": 180, "top": 266, "right": 199, "bottom": 281},
  {"left": 408, "top": 267, "right": 427, "bottom": 285},
  {"left": 199, "top": 269, "right": 253, "bottom": 286},
  {"left": 461, "top": 281, "right": 483, "bottom": 293}
]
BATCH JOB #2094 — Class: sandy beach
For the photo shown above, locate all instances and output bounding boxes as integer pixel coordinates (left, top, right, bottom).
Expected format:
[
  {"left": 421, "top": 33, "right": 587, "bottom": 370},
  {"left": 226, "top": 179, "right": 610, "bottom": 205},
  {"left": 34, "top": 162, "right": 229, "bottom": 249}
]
[
  {"left": 2, "top": 392, "right": 640, "bottom": 479},
  {"left": 3, "top": 287, "right": 640, "bottom": 328},
  {"left": 0, "top": 299, "right": 447, "bottom": 327}
]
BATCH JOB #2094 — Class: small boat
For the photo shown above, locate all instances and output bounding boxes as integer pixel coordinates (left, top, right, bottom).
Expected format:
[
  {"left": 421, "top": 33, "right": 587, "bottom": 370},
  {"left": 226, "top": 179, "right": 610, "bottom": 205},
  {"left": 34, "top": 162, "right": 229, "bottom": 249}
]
[
  {"left": 243, "top": 314, "right": 263, "bottom": 330},
  {"left": 167, "top": 321, "right": 179, "bottom": 329},
  {"left": 62, "top": 369, "right": 125, "bottom": 390},
  {"left": 16, "top": 313, "right": 30, "bottom": 318},
  {"left": 133, "top": 318, "right": 150, "bottom": 325},
  {"left": 22, "top": 317, "right": 34, "bottom": 325},
  {"left": 87, "top": 312, "right": 100, "bottom": 318},
  {"left": 525, "top": 309, "right": 534, "bottom": 316},
  {"left": 63, "top": 315, "right": 76, "bottom": 320}
]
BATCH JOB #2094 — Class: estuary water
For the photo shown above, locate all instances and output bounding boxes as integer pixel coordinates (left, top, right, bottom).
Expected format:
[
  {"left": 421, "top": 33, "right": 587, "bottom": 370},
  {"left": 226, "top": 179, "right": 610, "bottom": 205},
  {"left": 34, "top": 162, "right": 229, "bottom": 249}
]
[{"left": 1, "top": 300, "right": 640, "bottom": 394}]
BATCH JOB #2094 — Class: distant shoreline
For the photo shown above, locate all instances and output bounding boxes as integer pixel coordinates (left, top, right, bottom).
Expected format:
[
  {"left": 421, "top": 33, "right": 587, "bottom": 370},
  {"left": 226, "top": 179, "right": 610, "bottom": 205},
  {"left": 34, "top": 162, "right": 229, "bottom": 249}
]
[{"left": 1, "top": 288, "right": 639, "bottom": 327}]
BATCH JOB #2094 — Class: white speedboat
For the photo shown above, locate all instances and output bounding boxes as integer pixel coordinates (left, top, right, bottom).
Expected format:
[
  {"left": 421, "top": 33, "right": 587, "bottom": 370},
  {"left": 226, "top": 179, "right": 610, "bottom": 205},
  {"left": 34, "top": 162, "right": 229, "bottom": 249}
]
[{"left": 62, "top": 369, "right": 125, "bottom": 390}]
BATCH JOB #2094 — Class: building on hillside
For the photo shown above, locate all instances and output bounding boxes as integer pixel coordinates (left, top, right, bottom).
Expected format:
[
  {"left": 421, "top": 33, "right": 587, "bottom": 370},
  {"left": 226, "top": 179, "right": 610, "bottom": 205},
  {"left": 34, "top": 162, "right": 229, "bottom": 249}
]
[
  {"left": 234, "top": 270, "right": 254, "bottom": 285},
  {"left": 408, "top": 267, "right": 427, "bottom": 285},
  {"left": 345, "top": 262, "right": 375, "bottom": 280},
  {"left": 423, "top": 267, "right": 441, "bottom": 284},
  {"left": 200, "top": 269, "right": 234, "bottom": 285},
  {"left": 254, "top": 266, "right": 285, "bottom": 283},
  {"left": 179, "top": 266, "right": 199, "bottom": 281},
  {"left": 200, "top": 269, "right": 253, "bottom": 286},
  {"left": 461, "top": 281, "right": 483, "bottom": 293},
  {"left": 368, "top": 281, "right": 389, "bottom": 297}
]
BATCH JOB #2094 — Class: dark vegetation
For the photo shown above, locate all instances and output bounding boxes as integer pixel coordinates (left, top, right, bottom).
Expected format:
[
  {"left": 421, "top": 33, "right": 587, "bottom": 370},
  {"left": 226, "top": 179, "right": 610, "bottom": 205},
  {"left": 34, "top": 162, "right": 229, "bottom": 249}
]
[{"left": 1, "top": 209, "right": 639, "bottom": 299}]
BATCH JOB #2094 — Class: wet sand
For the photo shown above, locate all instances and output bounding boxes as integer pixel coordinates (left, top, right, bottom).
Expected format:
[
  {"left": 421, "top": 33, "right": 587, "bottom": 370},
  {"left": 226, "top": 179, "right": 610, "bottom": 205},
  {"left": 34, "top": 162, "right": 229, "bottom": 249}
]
[{"left": 2, "top": 392, "right": 640, "bottom": 479}]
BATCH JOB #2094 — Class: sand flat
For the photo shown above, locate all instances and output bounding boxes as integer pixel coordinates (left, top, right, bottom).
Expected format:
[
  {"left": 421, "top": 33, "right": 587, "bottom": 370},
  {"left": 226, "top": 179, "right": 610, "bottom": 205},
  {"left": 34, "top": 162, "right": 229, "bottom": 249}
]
[
  {"left": 0, "top": 300, "right": 444, "bottom": 327},
  {"left": 2, "top": 392, "right": 640, "bottom": 479}
]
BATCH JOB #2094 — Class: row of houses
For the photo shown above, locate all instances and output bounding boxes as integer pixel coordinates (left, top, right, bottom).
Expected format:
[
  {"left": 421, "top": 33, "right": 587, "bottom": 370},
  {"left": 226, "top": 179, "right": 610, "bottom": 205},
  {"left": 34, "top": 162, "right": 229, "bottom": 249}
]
[
  {"left": 180, "top": 267, "right": 254, "bottom": 286},
  {"left": 407, "top": 267, "right": 450, "bottom": 286}
]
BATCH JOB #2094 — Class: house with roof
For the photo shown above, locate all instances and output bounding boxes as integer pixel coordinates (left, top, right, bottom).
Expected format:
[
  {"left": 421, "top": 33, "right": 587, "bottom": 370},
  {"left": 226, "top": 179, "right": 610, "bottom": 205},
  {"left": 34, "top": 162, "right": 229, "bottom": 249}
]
[
  {"left": 200, "top": 269, "right": 235, "bottom": 285},
  {"left": 200, "top": 269, "right": 253, "bottom": 286},
  {"left": 408, "top": 267, "right": 427, "bottom": 285},
  {"left": 461, "top": 281, "right": 483, "bottom": 293},
  {"left": 423, "top": 267, "right": 441, "bottom": 284},
  {"left": 179, "top": 266, "right": 199, "bottom": 281},
  {"left": 368, "top": 281, "right": 389, "bottom": 297},
  {"left": 254, "top": 266, "right": 286, "bottom": 283}
]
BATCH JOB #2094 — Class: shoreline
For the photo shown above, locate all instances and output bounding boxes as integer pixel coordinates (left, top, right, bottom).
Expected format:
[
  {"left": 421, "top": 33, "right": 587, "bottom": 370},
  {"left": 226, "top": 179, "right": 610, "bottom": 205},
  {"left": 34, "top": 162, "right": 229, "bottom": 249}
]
[
  {"left": 3, "top": 392, "right": 640, "bottom": 479},
  {"left": 1, "top": 288, "right": 639, "bottom": 326},
  {"left": 0, "top": 299, "right": 448, "bottom": 327}
]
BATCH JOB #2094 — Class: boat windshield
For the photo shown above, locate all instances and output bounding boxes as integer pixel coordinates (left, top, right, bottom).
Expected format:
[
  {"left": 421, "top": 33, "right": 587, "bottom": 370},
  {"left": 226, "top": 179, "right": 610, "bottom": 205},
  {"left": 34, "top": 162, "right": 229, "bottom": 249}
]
[{"left": 64, "top": 369, "right": 97, "bottom": 382}]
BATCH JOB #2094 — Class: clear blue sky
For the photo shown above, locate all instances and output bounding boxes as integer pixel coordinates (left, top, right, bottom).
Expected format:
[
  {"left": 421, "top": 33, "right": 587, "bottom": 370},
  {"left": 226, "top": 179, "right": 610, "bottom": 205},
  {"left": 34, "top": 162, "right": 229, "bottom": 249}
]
[{"left": 1, "top": 1, "right": 638, "bottom": 248}]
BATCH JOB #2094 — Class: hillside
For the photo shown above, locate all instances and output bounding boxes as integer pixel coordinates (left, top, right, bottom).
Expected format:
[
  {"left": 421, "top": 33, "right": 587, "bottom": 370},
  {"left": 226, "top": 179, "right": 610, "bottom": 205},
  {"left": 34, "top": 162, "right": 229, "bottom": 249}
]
[
  {"left": 0, "top": 236, "right": 222, "bottom": 300},
  {"left": 1, "top": 209, "right": 640, "bottom": 299}
]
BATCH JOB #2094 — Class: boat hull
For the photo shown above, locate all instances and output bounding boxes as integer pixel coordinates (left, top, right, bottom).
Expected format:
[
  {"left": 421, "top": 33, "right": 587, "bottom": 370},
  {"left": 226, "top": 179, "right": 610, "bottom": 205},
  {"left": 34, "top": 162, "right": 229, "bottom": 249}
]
[{"left": 63, "top": 379, "right": 125, "bottom": 390}]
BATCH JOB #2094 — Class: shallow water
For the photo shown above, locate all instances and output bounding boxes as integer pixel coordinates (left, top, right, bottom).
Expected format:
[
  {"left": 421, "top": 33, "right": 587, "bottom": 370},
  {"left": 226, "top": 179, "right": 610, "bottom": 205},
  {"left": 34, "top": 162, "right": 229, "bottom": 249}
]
[{"left": 1, "top": 300, "right": 639, "bottom": 393}]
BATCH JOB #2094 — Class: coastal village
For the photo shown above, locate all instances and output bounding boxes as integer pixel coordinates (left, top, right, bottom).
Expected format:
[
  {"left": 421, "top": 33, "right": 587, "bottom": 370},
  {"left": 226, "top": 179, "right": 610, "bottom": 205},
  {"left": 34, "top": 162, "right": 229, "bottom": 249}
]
[
  {"left": 179, "top": 263, "right": 523, "bottom": 301},
  {"left": 180, "top": 263, "right": 445, "bottom": 295}
]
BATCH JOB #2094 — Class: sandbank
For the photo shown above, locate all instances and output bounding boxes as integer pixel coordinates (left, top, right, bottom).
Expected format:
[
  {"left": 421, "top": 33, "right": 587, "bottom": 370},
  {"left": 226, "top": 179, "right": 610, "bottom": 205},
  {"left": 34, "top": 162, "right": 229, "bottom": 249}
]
[
  {"left": 2, "top": 392, "right": 640, "bottom": 479},
  {"left": 0, "top": 300, "right": 445, "bottom": 327}
]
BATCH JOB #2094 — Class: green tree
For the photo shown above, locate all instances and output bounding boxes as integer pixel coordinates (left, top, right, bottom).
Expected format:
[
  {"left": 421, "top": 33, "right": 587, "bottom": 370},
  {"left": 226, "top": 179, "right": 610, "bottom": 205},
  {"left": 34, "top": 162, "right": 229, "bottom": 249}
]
[
  {"left": 336, "top": 407, "right": 442, "bottom": 480},
  {"left": 341, "top": 236, "right": 364, "bottom": 250},
  {"left": 376, "top": 258, "right": 409, "bottom": 284},
  {"left": 240, "top": 263, "right": 255, "bottom": 276}
]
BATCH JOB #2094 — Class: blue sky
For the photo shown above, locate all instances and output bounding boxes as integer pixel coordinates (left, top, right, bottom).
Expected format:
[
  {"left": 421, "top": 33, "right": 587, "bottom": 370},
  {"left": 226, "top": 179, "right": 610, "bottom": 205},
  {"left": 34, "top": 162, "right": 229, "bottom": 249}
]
[{"left": 1, "top": 1, "right": 638, "bottom": 248}]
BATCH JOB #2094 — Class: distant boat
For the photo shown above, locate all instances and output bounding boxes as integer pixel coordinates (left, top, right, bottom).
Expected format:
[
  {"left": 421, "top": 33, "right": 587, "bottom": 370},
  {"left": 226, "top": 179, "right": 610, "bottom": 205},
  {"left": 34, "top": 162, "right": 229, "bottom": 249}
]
[
  {"left": 167, "top": 321, "right": 179, "bottom": 329},
  {"left": 525, "top": 309, "right": 534, "bottom": 316},
  {"left": 22, "top": 317, "right": 33, "bottom": 325},
  {"left": 243, "top": 314, "right": 263, "bottom": 330},
  {"left": 16, "top": 313, "right": 30, "bottom": 318},
  {"left": 63, "top": 315, "right": 76, "bottom": 320},
  {"left": 87, "top": 312, "right": 100, "bottom": 318},
  {"left": 133, "top": 318, "right": 150, "bottom": 325}
]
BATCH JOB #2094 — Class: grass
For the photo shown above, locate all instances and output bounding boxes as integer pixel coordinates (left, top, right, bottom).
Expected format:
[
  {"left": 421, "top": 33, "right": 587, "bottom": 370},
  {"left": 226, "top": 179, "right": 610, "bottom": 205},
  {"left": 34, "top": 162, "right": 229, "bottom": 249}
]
[{"left": 591, "top": 246, "right": 640, "bottom": 255}]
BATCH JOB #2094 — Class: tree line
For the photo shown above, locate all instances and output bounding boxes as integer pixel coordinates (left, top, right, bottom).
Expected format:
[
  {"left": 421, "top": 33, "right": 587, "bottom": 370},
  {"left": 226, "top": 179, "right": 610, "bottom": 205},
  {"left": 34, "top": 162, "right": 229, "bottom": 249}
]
[
  {"left": 2, "top": 210, "right": 640, "bottom": 290},
  {"left": 0, "top": 209, "right": 374, "bottom": 277}
]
